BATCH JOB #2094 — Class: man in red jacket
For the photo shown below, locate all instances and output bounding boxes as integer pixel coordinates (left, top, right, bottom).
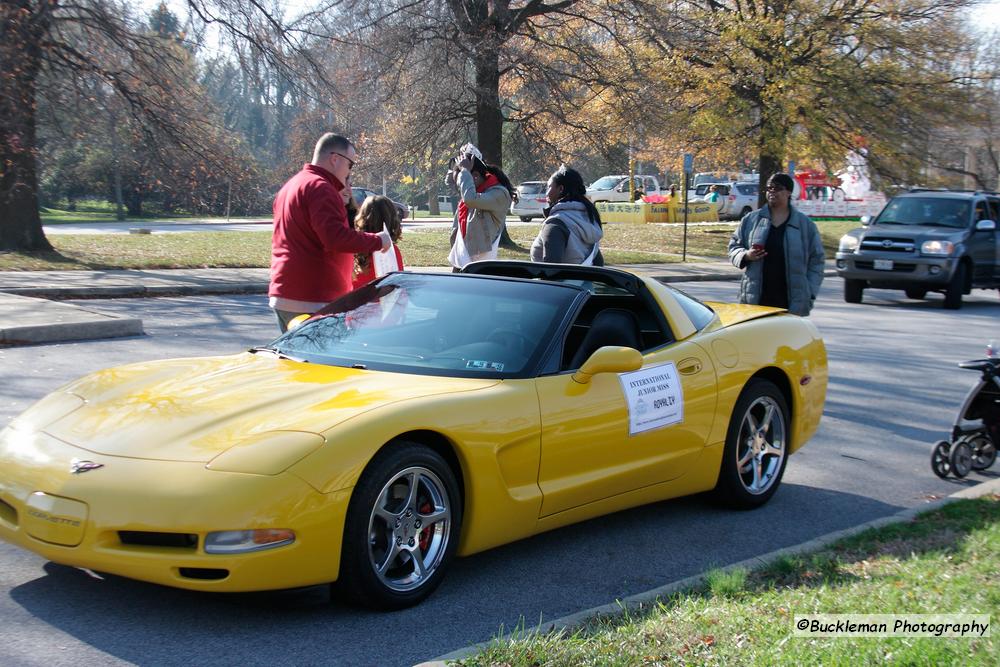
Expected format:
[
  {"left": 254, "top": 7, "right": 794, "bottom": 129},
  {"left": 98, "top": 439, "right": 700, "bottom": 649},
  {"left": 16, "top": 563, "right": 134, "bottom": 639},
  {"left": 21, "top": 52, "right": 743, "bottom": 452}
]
[{"left": 269, "top": 133, "right": 390, "bottom": 331}]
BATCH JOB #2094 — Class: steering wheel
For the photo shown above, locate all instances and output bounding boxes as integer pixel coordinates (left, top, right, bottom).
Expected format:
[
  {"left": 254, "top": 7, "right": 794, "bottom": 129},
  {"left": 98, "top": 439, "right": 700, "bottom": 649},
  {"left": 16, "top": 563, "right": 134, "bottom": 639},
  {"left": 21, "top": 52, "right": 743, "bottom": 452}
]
[{"left": 486, "top": 329, "right": 532, "bottom": 356}]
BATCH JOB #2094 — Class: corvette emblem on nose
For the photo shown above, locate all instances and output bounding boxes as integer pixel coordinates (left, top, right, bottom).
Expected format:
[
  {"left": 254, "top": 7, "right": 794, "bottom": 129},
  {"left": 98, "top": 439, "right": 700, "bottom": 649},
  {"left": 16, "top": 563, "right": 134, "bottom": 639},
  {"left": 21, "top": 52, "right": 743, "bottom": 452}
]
[{"left": 70, "top": 458, "right": 104, "bottom": 474}]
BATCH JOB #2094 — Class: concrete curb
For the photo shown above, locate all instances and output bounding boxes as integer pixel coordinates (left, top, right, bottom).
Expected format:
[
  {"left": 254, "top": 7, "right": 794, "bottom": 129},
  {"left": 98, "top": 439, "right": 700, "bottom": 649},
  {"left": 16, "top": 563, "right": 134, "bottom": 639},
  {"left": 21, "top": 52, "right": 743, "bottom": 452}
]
[
  {"left": 415, "top": 477, "right": 1000, "bottom": 666},
  {"left": 2, "top": 282, "right": 268, "bottom": 300},
  {"left": 0, "top": 294, "right": 143, "bottom": 345}
]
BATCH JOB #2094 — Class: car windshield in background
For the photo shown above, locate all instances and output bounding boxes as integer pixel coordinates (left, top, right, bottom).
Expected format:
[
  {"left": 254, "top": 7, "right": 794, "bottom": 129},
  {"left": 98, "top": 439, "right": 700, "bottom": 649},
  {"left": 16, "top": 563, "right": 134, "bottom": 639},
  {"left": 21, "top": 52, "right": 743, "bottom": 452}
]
[
  {"left": 517, "top": 182, "right": 545, "bottom": 195},
  {"left": 268, "top": 273, "right": 578, "bottom": 378},
  {"left": 875, "top": 197, "right": 971, "bottom": 228},
  {"left": 589, "top": 176, "right": 621, "bottom": 190}
]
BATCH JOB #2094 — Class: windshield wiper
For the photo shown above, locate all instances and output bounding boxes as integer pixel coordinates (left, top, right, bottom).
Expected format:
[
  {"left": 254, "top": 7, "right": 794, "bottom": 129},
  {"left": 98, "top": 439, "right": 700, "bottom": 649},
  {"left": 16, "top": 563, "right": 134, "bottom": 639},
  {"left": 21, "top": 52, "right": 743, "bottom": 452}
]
[{"left": 248, "top": 346, "right": 309, "bottom": 363}]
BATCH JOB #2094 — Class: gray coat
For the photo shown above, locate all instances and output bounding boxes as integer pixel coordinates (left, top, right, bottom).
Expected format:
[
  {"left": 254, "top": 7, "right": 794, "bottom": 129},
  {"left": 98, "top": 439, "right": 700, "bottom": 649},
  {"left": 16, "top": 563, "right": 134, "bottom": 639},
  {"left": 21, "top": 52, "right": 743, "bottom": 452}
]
[
  {"left": 529, "top": 200, "right": 603, "bottom": 264},
  {"left": 450, "top": 169, "right": 510, "bottom": 256},
  {"left": 727, "top": 205, "right": 825, "bottom": 316}
]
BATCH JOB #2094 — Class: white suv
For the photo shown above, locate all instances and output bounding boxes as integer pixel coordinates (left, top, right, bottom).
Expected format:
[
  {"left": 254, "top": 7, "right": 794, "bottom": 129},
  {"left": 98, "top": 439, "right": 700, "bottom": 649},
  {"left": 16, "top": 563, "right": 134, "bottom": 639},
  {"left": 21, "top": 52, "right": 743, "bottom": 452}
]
[
  {"left": 694, "top": 181, "right": 759, "bottom": 220},
  {"left": 511, "top": 181, "right": 547, "bottom": 221}
]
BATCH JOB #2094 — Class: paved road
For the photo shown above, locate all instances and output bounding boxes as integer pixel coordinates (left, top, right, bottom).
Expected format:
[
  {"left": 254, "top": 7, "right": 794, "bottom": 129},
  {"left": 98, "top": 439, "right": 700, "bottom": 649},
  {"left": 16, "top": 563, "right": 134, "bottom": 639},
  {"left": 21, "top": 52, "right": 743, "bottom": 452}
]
[{"left": 0, "top": 280, "right": 998, "bottom": 666}]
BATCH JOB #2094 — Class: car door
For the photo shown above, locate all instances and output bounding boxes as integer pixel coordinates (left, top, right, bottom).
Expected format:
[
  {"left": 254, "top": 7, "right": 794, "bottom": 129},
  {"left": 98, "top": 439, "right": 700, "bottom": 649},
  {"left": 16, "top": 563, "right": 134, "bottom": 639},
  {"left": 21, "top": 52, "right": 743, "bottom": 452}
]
[
  {"left": 970, "top": 199, "right": 996, "bottom": 284},
  {"left": 989, "top": 199, "right": 1000, "bottom": 282},
  {"left": 533, "top": 338, "right": 717, "bottom": 517}
]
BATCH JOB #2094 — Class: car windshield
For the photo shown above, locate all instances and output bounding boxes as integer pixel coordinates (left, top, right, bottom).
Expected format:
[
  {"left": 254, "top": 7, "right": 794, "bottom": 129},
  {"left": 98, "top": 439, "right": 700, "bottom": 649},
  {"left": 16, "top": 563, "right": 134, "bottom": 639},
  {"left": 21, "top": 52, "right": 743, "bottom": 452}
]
[
  {"left": 518, "top": 182, "right": 545, "bottom": 195},
  {"left": 265, "top": 273, "right": 578, "bottom": 378},
  {"left": 589, "top": 176, "right": 622, "bottom": 190},
  {"left": 874, "top": 197, "right": 971, "bottom": 228}
]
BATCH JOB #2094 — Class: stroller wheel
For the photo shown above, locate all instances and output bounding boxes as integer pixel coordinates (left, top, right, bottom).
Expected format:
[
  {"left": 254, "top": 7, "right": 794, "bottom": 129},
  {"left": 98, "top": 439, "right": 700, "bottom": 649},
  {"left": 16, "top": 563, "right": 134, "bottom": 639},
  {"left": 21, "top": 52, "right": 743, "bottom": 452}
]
[
  {"left": 950, "top": 440, "right": 973, "bottom": 478},
  {"left": 966, "top": 435, "right": 997, "bottom": 471},
  {"left": 930, "top": 440, "right": 952, "bottom": 479}
]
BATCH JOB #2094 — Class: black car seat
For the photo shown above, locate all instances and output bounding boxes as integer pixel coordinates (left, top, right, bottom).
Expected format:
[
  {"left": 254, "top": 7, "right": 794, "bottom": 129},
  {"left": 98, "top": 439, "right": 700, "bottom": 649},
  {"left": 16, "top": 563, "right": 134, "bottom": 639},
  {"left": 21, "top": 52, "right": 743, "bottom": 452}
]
[{"left": 568, "top": 308, "right": 642, "bottom": 369}]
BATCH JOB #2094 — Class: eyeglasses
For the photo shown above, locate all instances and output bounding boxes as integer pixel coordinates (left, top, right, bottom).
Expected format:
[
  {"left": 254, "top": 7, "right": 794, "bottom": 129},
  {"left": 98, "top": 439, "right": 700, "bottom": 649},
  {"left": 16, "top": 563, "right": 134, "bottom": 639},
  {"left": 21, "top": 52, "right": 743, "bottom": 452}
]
[
  {"left": 765, "top": 186, "right": 786, "bottom": 192},
  {"left": 331, "top": 151, "right": 355, "bottom": 171}
]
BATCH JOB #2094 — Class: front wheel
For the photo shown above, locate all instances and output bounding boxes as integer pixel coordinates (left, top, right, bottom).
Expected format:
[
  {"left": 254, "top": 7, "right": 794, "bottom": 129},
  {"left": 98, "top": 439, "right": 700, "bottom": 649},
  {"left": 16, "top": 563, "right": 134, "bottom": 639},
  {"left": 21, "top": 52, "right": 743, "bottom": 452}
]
[
  {"left": 930, "top": 440, "right": 952, "bottom": 479},
  {"left": 338, "top": 442, "right": 462, "bottom": 610},
  {"left": 844, "top": 278, "right": 865, "bottom": 304},
  {"left": 519, "top": 216, "right": 533, "bottom": 222},
  {"left": 713, "top": 378, "right": 789, "bottom": 508},
  {"left": 950, "top": 439, "right": 973, "bottom": 478},
  {"left": 905, "top": 287, "right": 927, "bottom": 300},
  {"left": 943, "top": 263, "right": 966, "bottom": 310}
]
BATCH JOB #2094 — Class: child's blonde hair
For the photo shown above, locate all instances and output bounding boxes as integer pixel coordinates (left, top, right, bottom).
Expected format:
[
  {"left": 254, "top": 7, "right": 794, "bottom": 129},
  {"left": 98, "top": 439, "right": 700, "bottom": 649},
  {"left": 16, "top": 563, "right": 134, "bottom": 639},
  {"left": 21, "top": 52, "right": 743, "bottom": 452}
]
[{"left": 354, "top": 195, "right": 402, "bottom": 276}]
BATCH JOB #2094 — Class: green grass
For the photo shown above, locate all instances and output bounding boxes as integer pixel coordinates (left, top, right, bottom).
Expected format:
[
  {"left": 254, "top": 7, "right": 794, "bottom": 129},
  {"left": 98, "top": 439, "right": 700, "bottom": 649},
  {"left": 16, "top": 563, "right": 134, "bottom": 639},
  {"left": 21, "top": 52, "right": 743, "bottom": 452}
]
[
  {"left": 458, "top": 495, "right": 1000, "bottom": 666},
  {"left": 0, "top": 220, "right": 860, "bottom": 271}
]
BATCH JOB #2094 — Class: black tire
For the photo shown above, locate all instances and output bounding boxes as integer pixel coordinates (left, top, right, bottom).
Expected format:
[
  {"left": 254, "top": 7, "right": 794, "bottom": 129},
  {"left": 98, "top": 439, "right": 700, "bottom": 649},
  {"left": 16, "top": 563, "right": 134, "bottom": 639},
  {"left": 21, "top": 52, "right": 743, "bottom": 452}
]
[
  {"left": 967, "top": 434, "right": 997, "bottom": 471},
  {"left": 740, "top": 206, "right": 752, "bottom": 218},
  {"left": 904, "top": 287, "right": 927, "bottom": 300},
  {"left": 338, "top": 442, "right": 462, "bottom": 610},
  {"left": 713, "top": 378, "right": 790, "bottom": 509},
  {"left": 943, "top": 263, "right": 966, "bottom": 310},
  {"left": 930, "top": 440, "right": 952, "bottom": 479},
  {"left": 519, "top": 216, "right": 533, "bottom": 222},
  {"left": 950, "top": 439, "right": 973, "bottom": 478},
  {"left": 844, "top": 279, "right": 865, "bottom": 304}
]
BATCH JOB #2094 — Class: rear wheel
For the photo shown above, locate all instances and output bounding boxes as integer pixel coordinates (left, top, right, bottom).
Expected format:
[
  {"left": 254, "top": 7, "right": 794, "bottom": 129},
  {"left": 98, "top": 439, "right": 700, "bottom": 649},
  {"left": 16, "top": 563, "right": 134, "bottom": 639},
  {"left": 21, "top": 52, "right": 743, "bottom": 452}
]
[
  {"left": 967, "top": 434, "right": 997, "bottom": 471},
  {"left": 740, "top": 206, "right": 752, "bottom": 218},
  {"left": 519, "top": 216, "right": 533, "bottom": 222},
  {"left": 943, "top": 263, "right": 966, "bottom": 310},
  {"left": 905, "top": 287, "right": 927, "bottom": 300},
  {"left": 713, "top": 378, "right": 789, "bottom": 508},
  {"left": 338, "top": 442, "right": 461, "bottom": 610},
  {"left": 844, "top": 279, "right": 865, "bottom": 304}
]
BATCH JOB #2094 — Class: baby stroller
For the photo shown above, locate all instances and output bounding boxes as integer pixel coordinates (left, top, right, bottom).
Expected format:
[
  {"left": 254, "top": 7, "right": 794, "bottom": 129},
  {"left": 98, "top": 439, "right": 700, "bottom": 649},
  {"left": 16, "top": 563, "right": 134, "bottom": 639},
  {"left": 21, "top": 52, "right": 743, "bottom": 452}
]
[{"left": 931, "top": 342, "right": 1000, "bottom": 479}]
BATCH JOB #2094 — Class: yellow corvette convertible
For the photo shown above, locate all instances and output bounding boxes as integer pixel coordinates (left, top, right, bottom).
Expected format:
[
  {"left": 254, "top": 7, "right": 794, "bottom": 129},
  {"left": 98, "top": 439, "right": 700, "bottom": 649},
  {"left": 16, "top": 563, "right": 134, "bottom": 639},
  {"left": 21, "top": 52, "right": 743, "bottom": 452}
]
[{"left": 0, "top": 262, "right": 826, "bottom": 609}]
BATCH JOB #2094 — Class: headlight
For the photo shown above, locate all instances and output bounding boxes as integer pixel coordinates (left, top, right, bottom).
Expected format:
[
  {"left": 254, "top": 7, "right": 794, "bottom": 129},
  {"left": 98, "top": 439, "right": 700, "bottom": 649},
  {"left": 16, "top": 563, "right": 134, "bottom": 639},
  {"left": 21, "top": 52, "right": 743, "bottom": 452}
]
[
  {"left": 838, "top": 235, "right": 859, "bottom": 252},
  {"left": 921, "top": 240, "right": 955, "bottom": 255},
  {"left": 205, "top": 529, "right": 295, "bottom": 554}
]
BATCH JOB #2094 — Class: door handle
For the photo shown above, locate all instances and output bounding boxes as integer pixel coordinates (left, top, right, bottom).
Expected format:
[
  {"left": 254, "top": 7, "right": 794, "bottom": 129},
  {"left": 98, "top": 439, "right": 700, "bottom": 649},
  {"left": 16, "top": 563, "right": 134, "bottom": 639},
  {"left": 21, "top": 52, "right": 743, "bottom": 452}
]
[{"left": 678, "top": 358, "right": 702, "bottom": 375}]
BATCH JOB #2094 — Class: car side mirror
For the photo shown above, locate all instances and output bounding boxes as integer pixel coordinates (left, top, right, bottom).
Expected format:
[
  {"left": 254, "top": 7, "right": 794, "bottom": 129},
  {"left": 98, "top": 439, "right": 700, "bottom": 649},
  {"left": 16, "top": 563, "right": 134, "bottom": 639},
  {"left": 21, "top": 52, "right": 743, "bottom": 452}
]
[
  {"left": 976, "top": 219, "right": 996, "bottom": 231},
  {"left": 859, "top": 215, "right": 871, "bottom": 226},
  {"left": 572, "top": 346, "right": 643, "bottom": 384}
]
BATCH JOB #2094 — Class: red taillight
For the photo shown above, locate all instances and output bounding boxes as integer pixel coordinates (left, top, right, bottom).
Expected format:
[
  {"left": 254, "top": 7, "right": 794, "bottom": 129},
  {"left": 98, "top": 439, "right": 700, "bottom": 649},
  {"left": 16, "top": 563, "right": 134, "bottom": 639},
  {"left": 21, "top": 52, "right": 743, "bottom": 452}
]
[{"left": 729, "top": 195, "right": 736, "bottom": 201}]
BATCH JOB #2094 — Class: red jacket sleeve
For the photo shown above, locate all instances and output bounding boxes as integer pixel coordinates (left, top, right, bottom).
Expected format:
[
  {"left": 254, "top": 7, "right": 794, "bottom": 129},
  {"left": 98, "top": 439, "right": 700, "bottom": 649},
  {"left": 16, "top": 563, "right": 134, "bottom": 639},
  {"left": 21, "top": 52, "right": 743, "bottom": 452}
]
[{"left": 306, "top": 181, "right": 382, "bottom": 254}]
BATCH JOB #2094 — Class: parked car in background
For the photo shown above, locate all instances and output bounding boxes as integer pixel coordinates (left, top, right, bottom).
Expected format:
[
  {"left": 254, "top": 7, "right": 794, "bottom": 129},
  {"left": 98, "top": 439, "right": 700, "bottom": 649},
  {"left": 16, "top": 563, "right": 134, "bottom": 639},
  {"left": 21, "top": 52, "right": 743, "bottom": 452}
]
[
  {"left": 352, "top": 187, "right": 408, "bottom": 220},
  {"left": 586, "top": 174, "right": 667, "bottom": 203},
  {"left": 835, "top": 189, "right": 1000, "bottom": 309},
  {"left": 511, "top": 181, "right": 547, "bottom": 221},
  {"left": 693, "top": 182, "right": 760, "bottom": 220}
]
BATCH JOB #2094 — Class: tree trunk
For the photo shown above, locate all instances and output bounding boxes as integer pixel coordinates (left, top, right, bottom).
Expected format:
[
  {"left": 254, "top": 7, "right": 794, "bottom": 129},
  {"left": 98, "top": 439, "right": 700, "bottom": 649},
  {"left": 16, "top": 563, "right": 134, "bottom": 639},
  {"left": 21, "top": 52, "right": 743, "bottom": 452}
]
[
  {"left": 756, "top": 106, "right": 787, "bottom": 208},
  {"left": 0, "top": 1, "right": 52, "bottom": 251},
  {"left": 472, "top": 46, "right": 503, "bottom": 166}
]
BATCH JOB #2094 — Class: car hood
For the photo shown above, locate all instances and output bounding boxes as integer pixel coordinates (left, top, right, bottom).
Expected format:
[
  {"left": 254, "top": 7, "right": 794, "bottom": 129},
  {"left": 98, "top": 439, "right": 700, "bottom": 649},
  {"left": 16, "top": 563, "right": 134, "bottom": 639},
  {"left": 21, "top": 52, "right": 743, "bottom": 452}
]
[
  {"left": 864, "top": 225, "right": 966, "bottom": 240},
  {"left": 30, "top": 353, "right": 498, "bottom": 462}
]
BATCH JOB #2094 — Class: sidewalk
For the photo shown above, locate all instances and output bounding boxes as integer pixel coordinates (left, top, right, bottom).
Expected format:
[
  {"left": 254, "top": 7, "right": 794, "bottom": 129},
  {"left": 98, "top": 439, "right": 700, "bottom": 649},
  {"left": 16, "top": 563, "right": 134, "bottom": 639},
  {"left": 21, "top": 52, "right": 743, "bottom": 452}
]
[{"left": 0, "top": 261, "right": 825, "bottom": 346}]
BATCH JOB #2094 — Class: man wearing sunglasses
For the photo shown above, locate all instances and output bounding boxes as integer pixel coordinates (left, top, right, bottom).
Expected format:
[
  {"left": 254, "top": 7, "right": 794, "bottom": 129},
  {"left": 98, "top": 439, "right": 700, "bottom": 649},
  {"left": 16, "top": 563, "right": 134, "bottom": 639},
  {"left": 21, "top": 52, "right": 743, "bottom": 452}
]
[{"left": 269, "top": 133, "right": 391, "bottom": 332}]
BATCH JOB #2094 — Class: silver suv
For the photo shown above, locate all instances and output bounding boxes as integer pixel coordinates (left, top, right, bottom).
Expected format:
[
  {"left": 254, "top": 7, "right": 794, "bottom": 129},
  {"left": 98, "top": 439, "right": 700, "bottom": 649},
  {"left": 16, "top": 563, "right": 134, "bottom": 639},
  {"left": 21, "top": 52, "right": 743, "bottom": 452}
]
[
  {"left": 835, "top": 190, "right": 1000, "bottom": 309},
  {"left": 693, "top": 181, "right": 759, "bottom": 219}
]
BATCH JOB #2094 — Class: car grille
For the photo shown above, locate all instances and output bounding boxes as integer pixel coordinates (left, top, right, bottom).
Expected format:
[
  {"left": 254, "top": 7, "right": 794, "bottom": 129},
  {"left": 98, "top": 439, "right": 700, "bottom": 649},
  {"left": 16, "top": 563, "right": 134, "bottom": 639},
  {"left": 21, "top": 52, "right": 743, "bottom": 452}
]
[
  {"left": 855, "top": 261, "right": 917, "bottom": 272},
  {"left": 118, "top": 531, "right": 198, "bottom": 549},
  {"left": 859, "top": 237, "right": 916, "bottom": 253},
  {"left": 179, "top": 567, "right": 229, "bottom": 580}
]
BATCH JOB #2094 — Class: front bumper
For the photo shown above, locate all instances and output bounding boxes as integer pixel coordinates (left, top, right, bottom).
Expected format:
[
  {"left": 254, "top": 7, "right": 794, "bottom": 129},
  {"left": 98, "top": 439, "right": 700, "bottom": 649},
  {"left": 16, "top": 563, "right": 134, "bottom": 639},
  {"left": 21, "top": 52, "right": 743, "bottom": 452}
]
[
  {"left": 0, "top": 425, "right": 351, "bottom": 592},
  {"left": 835, "top": 251, "right": 958, "bottom": 288}
]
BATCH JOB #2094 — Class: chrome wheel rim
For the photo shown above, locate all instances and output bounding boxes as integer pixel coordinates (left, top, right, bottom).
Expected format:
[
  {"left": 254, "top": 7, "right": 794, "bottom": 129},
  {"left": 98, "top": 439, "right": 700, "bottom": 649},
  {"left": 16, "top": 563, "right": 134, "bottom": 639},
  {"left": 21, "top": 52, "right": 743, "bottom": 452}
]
[
  {"left": 735, "top": 395, "right": 786, "bottom": 495},
  {"left": 367, "top": 466, "right": 451, "bottom": 592}
]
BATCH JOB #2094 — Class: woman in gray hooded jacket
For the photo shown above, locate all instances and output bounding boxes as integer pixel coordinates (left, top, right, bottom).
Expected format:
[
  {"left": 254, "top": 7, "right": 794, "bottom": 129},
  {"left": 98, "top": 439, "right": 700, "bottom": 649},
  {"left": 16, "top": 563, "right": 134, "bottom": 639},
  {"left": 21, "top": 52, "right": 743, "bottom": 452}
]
[
  {"left": 727, "top": 172, "right": 825, "bottom": 316},
  {"left": 530, "top": 166, "right": 604, "bottom": 265}
]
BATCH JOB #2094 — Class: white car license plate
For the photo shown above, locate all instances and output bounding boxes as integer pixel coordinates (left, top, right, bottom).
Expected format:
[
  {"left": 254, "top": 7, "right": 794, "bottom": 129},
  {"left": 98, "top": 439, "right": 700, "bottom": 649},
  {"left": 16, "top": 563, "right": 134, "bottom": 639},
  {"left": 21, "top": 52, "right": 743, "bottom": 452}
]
[{"left": 873, "top": 259, "right": 894, "bottom": 270}]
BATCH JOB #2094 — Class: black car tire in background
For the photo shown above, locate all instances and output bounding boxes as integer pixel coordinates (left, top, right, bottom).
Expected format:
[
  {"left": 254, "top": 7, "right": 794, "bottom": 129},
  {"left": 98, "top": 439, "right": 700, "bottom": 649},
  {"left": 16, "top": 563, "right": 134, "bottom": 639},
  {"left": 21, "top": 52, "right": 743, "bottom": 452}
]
[
  {"left": 713, "top": 378, "right": 790, "bottom": 509},
  {"left": 943, "top": 263, "right": 966, "bottom": 310},
  {"left": 844, "top": 278, "right": 865, "bottom": 304},
  {"left": 905, "top": 287, "right": 927, "bottom": 300},
  {"left": 338, "top": 441, "right": 462, "bottom": 610}
]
